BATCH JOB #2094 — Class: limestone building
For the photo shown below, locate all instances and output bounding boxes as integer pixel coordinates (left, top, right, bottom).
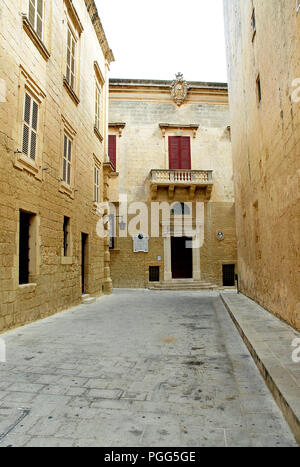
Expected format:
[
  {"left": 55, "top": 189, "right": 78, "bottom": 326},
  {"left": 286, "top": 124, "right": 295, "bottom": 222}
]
[
  {"left": 107, "top": 76, "right": 237, "bottom": 289},
  {"left": 0, "top": 0, "right": 114, "bottom": 333},
  {"left": 224, "top": 0, "right": 300, "bottom": 330}
]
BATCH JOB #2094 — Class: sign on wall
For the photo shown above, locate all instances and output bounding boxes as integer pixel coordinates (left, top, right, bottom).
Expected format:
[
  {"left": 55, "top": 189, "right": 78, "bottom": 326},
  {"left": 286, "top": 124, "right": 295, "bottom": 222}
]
[{"left": 133, "top": 234, "right": 149, "bottom": 253}]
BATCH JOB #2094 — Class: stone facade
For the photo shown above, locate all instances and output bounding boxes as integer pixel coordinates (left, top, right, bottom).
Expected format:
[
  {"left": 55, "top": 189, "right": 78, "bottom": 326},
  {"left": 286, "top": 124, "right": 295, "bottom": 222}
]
[
  {"left": 224, "top": 0, "right": 300, "bottom": 330},
  {"left": 0, "top": 0, "right": 114, "bottom": 333},
  {"left": 108, "top": 78, "right": 237, "bottom": 289}
]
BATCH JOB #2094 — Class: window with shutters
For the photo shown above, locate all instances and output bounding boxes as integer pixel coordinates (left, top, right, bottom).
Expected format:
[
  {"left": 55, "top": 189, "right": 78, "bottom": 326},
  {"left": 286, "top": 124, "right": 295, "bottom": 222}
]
[
  {"left": 94, "top": 61, "right": 105, "bottom": 142},
  {"left": 22, "top": 0, "right": 50, "bottom": 61},
  {"left": 168, "top": 136, "right": 191, "bottom": 169},
  {"left": 15, "top": 67, "right": 45, "bottom": 178},
  {"left": 22, "top": 92, "right": 39, "bottom": 161},
  {"left": 94, "top": 166, "right": 100, "bottom": 203},
  {"left": 108, "top": 135, "right": 117, "bottom": 171},
  {"left": 62, "top": 1, "right": 82, "bottom": 104},
  {"left": 59, "top": 117, "right": 76, "bottom": 198},
  {"left": 66, "top": 26, "right": 76, "bottom": 91},
  {"left": 62, "top": 134, "right": 72, "bottom": 185},
  {"left": 95, "top": 81, "right": 101, "bottom": 132},
  {"left": 28, "top": 0, "right": 44, "bottom": 40}
]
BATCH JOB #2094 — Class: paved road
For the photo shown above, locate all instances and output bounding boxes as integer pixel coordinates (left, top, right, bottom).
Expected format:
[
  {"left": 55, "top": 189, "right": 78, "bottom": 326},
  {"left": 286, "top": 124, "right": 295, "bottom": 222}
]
[{"left": 0, "top": 290, "right": 297, "bottom": 447}]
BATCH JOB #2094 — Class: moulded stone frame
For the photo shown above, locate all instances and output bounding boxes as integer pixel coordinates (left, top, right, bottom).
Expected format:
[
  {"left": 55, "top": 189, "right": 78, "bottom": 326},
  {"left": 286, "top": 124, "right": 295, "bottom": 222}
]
[
  {"left": 15, "top": 204, "right": 41, "bottom": 289},
  {"left": 21, "top": 0, "right": 52, "bottom": 60},
  {"left": 59, "top": 115, "right": 77, "bottom": 199},
  {"left": 94, "top": 61, "right": 106, "bottom": 142},
  {"left": 62, "top": 1, "right": 83, "bottom": 105},
  {"left": 14, "top": 65, "right": 46, "bottom": 181}
]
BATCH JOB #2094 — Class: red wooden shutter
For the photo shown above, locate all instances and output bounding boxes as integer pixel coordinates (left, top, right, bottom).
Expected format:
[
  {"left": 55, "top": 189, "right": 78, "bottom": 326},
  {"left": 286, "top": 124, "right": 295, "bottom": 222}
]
[
  {"left": 108, "top": 135, "right": 116, "bottom": 170},
  {"left": 168, "top": 136, "right": 180, "bottom": 169},
  {"left": 180, "top": 137, "right": 191, "bottom": 169}
]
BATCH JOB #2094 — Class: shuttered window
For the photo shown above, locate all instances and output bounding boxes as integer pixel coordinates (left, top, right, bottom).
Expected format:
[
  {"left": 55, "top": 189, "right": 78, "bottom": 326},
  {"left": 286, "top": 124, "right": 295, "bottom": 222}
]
[
  {"left": 22, "top": 92, "right": 39, "bottom": 160},
  {"left": 108, "top": 135, "right": 117, "bottom": 170},
  {"left": 94, "top": 166, "right": 100, "bottom": 203},
  {"left": 66, "top": 27, "right": 76, "bottom": 90},
  {"left": 168, "top": 136, "right": 191, "bottom": 169},
  {"left": 95, "top": 82, "right": 101, "bottom": 131},
  {"left": 62, "top": 134, "right": 72, "bottom": 185},
  {"left": 29, "top": 0, "right": 44, "bottom": 40}
]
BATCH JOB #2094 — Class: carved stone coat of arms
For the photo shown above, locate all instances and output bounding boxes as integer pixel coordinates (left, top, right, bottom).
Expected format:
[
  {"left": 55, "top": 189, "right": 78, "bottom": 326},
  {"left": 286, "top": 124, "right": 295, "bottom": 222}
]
[{"left": 171, "top": 73, "right": 188, "bottom": 106}]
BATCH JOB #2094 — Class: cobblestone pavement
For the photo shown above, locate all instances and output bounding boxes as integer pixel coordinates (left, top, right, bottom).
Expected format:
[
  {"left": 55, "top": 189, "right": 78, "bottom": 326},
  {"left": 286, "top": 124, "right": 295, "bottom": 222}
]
[{"left": 0, "top": 290, "right": 297, "bottom": 447}]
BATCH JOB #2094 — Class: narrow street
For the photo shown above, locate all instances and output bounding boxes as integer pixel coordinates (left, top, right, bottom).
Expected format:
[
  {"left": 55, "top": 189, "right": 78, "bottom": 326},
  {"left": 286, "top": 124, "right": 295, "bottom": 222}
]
[{"left": 0, "top": 290, "right": 297, "bottom": 447}]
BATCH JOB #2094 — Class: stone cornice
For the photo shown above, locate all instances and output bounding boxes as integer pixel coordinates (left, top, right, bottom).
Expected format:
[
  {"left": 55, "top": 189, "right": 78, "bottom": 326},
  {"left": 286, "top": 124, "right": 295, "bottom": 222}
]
[
  {"left": 84, "top": 0, "right": 115, "bottom": 64},
  {"left": 159, "top": 123, "right": 199, "bottom": 138},
  {"left": 109, "top": 78, "right": 228, "bottom": 90}
]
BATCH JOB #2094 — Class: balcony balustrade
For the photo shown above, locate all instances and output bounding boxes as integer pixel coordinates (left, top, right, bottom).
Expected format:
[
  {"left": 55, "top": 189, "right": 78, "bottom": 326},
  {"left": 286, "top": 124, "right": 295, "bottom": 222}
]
[{"left": 150, "top": 169, "right": 213, "bottom": 199}]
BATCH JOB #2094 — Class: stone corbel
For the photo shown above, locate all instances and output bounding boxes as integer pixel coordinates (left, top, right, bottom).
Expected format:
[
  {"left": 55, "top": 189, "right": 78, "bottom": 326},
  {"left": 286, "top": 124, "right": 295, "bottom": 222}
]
[
  {"left": 103, "top": 161, "right": 114, "bottom": 202},
  {"left": 189, "top": 186, "right": 196, "bottom": 200},
  {"left": 168, "top": 185, "right": 175, "bottom": 199},
  {"left": 151, "top": 185, "right": 158, "bottom": 200},
  {"left": 109, "top": 122, "right": 126, "bottom": 138}
]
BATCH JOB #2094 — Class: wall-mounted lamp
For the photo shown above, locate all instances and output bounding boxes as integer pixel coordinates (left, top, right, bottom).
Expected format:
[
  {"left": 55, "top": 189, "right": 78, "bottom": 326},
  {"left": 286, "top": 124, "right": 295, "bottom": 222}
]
[{"left": 116, "top": 216, "right": 126, "bottom": 231}]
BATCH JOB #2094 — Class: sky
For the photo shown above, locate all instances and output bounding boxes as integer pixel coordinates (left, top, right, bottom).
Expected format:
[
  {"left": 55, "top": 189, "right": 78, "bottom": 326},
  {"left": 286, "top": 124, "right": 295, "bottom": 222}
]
[{"left": 95, "top": 0, "right": 228, "bottom": 83}]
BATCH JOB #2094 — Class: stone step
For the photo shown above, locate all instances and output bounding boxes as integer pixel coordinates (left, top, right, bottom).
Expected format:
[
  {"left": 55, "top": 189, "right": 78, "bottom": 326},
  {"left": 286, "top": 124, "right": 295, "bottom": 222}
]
[
  {"left": 82, "top": 294, "right": 96, "bottom": 304},
  {"left": 149, "top": 281, "right": 219, "bottom": 291}
]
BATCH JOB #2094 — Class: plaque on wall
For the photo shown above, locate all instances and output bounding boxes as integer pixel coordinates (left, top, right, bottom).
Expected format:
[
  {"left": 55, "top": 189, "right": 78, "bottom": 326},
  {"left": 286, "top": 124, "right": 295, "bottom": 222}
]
[{"left": 133, "top": 233, "right": 149, "bottom": 253}]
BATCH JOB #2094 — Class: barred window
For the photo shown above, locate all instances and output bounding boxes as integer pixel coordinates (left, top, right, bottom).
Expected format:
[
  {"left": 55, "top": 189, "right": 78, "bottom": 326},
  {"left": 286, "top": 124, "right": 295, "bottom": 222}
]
[
  {"left": 28, "top": 0, "right": 44, "bottom": 40},
  {"left": 22, "top": 92, "right": 39, "bottom": 160},
  {"left": 62, "top": 134, "right": 72, "bottom": 185}
]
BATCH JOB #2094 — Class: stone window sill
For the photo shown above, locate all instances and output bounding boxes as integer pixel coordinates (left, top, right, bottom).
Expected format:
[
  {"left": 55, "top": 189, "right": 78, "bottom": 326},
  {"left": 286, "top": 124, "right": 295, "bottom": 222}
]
[
  {"left": 22, "top": 15, "right": 50, "bottom": 61},
  {"left": 14, "top": 153, "right": 42, "bottom": 181},
  {"left": 18, "top": 283, "right": 37, "bottom": 292},
  {"left": 63, "top": 78, "right": 80, "bottom": 105},
  {"left": 61, "top": 256, "right": 73, "bottom": 265},
  {"left": 94, "top": 126, "right": 104, "bottom": 143},
  {"left": 59, "top": 180, "right": 74, "bottom": 199}
]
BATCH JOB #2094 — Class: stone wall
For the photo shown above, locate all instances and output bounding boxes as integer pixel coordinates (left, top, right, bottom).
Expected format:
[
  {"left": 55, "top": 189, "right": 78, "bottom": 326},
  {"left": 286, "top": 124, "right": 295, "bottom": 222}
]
[
  {"left": 224, "top": 0, "right": 300, "bottom": 330},
  {"left": 0, "top": 0, "right": 113, "bottom": 332}
]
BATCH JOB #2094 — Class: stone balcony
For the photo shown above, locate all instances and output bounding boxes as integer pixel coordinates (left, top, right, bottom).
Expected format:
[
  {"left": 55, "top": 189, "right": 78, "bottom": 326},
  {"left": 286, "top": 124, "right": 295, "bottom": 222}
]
[{"left": 150, "top": 169, "right": 213, "bottom": 200}]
